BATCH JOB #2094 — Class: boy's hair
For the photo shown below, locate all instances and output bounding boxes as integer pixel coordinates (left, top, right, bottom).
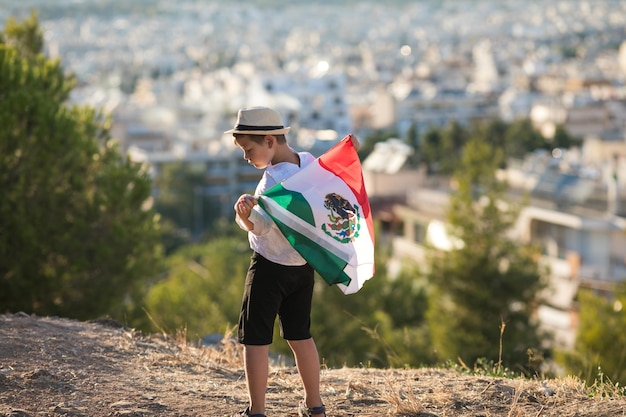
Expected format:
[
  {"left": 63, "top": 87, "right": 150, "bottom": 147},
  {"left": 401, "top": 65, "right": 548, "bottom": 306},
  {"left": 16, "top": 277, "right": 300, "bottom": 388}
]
[{"left": 234, "top": 133, "right": 287, "bottom": 145}]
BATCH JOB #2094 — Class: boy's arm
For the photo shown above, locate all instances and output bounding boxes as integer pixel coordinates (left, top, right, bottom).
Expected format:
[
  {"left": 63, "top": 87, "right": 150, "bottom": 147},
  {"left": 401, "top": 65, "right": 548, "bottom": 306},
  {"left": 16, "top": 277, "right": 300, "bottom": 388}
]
[{"left": 234, "top": 194, "right": 273, "bottom": 234}]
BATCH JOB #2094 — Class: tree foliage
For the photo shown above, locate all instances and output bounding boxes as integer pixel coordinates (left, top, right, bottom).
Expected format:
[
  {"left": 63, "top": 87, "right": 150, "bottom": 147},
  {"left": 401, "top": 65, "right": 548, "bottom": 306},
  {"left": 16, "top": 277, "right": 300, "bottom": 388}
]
[
  {"left": 357, "top": 128, "right": 399, "bottom": 160},
  {"left": 378, "top": 117, "right": 582, "bottom": 175},
  {"left": 553, "top": 124, "right": 582, "bottom": 149},
  {"left": 557, "top": 285, "right": 626, "bottom": 386},
  {"left": 504, "top": 118, "right": 546, "bottom": 159},
  {"left": 140, "top": 238, "right": 250, "bottom": 337},
  {"left": 0, "top": 14, "right": 161, "bottom": 320},
  {"left": 152, "top": 161, "right": 226, "bottom": 253},
  {"left": 308, "top": 242, "right": 432, "bottom": 368},
  {"left": 403, "top": 121, "right": 421, "bottom": 168},
  {"left": 1, "top": 11, "right": 44, "bottom": 58},
  {"left": 424, "top": 136, "right": 546, "bottom": 370}
]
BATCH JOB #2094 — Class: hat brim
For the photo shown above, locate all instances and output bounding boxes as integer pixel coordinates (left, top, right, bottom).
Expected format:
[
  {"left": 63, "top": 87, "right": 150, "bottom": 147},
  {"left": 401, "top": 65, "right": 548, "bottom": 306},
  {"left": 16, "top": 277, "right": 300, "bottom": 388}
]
[{"left": 225, "top": 126, "right": 291, "bottom": 135}]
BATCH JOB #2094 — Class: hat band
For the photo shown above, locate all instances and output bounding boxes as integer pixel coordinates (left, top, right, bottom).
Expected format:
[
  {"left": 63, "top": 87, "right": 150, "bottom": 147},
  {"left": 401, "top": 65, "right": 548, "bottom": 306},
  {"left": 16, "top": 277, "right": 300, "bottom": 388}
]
[{"left": 236, "top": 124, "right": 284, "bottom": 131}]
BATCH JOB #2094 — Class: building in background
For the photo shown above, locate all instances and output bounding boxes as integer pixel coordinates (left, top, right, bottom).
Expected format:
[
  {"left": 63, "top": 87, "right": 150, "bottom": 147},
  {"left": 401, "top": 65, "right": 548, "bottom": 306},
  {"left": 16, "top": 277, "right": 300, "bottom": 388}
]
[{"left": 387, "top": 148, "right": 626, "bottom": 351}]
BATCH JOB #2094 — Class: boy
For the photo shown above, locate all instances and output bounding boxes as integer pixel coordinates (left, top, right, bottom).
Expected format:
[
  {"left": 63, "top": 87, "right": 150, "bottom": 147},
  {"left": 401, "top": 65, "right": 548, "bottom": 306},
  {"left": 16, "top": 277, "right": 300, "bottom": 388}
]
[{"left": 228, "top": 106, "right": 327, "bottom": 417}]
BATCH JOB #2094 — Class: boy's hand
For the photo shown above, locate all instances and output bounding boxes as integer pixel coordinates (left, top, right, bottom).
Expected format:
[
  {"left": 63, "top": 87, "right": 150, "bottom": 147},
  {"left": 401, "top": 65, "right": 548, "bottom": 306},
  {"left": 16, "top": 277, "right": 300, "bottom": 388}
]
[{"left": 234, "top": 194, "right": 258, "bottom": 220}]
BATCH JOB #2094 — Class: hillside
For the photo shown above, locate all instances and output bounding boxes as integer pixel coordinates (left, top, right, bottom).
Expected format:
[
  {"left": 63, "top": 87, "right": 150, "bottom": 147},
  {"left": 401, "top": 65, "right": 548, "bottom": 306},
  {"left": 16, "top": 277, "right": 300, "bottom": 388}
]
[{"left": 0, "top": 313, "right": 624, "bottom": 417}]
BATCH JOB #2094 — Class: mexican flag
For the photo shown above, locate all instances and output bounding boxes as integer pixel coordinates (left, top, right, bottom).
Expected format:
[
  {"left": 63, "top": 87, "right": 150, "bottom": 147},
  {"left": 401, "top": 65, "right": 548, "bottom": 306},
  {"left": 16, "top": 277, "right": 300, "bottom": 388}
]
[{"left": 257, "top": 134, "right": 375, "bottom": 295}]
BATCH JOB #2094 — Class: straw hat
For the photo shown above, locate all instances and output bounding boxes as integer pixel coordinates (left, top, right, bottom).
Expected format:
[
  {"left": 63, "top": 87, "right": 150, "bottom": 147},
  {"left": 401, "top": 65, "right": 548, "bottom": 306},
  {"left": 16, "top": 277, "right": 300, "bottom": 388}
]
[{"left": 225, "top": 106, "right": 291, "bottom": 135}]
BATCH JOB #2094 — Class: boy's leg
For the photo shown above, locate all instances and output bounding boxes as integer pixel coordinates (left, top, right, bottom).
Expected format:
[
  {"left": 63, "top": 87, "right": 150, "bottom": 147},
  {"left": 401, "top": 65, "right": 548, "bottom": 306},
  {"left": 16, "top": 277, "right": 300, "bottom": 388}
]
[
  {"left": 244, "top": 344, "right": 270, "bottom": 415},
  {"left": 288, "top": 338, "right": 323, "bottom": 408}
]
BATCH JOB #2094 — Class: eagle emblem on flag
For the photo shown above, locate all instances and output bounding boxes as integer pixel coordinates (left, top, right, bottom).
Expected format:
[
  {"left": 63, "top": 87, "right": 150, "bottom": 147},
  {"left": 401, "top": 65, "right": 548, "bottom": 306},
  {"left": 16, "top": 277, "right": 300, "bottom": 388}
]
[{"left": 321, "top": 192, "right": 361, "bottom": 243}]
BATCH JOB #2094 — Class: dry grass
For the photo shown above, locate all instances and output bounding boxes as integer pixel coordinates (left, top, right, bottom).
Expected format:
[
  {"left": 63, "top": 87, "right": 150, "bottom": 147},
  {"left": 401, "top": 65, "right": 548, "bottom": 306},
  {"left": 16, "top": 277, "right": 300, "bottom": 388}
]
[
  {"left": 1, "top": 313, "right": 626, "bottom": 417},
  {"left": 380, "top": 376, "right": 424, "bottom": 416}
]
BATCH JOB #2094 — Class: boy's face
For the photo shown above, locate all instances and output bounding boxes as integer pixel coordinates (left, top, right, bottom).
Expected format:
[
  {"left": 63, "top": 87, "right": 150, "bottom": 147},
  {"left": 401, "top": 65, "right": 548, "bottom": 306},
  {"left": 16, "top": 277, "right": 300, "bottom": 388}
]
[{"left": 234, "top": 135, "right": 273, "bottom": 169}]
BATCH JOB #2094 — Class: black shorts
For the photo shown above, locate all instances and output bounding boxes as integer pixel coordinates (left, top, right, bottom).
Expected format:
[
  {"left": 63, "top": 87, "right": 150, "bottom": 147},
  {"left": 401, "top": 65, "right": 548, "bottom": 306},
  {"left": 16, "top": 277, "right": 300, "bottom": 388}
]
[{"left": 238, "top": 252, "right": 315, "bottom": 345}]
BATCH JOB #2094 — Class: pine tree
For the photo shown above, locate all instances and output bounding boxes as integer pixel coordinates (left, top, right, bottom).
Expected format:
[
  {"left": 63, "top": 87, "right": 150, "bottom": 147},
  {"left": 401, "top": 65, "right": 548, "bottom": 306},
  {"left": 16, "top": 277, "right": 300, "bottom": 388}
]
[
  {"left": 425, "top": 135, "right": 546, "bottom": 370},
  {"left": 0, "top": 13, "right": 160, "bottom": 320},
  {"left": 1, "top": 11, "right": 45, "bottom": 58},
  {"left": 559, "top": 285, "right": 626, "bottom": 385}
]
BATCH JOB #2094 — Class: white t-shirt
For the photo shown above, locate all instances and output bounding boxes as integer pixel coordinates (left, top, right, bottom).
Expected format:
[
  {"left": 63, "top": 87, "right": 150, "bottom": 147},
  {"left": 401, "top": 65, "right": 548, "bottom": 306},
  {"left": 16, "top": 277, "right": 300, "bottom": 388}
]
[{"left": 236, "top": 151, "right": 316, "bottom": 266}]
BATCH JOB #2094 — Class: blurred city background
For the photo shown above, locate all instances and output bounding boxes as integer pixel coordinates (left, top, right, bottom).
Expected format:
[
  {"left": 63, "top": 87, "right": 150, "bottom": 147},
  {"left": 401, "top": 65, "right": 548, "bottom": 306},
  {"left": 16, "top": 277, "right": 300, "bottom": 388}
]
[{"left": 2, "top": 0, "right": 626, "bottom": 384}]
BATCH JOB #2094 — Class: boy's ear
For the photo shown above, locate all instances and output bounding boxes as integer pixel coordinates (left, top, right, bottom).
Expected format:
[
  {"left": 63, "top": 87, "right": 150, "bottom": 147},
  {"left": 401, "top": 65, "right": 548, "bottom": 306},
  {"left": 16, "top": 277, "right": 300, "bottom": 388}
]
[{"left": 265, "top": 135, "right": 275, "bottom": 148}]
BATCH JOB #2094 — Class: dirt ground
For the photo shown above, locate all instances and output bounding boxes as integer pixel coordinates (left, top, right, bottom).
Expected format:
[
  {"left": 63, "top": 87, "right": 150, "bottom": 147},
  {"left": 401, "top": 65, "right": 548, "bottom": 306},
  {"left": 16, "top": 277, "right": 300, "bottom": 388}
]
[{"left": 1, "top": 313, "right": 625, "bottom": 417}]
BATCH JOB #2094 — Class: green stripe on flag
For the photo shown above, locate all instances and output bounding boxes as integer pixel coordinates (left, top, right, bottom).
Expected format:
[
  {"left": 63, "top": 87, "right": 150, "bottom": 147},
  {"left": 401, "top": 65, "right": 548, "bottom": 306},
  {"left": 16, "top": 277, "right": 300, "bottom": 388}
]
[
  {"left": 263, "top": 183, "right": 316, "bottom": 226},
  {"left": 274, "top": 221, "right": 352, "bottom": 286}
]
